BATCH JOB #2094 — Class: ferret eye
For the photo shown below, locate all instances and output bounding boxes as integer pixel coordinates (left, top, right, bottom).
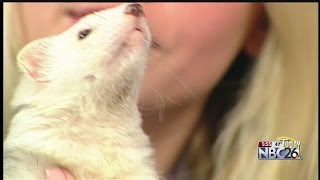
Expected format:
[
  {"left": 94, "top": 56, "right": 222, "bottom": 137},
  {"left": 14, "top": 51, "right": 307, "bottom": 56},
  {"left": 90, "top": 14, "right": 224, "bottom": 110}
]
[{"left": 78, "top": 29, "right": 92, "bottom": 40}]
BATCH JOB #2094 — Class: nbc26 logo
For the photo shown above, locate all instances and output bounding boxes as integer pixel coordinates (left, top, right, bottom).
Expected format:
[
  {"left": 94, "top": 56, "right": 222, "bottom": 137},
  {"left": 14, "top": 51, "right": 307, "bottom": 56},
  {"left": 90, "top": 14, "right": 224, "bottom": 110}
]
[{"left": 258, "top": 137, "right": 303, "bottom": 160}]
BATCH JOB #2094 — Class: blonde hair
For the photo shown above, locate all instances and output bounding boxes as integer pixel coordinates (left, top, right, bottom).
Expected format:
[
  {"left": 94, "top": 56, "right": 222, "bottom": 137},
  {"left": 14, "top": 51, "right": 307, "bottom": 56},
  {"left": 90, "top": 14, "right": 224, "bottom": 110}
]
[
  {"left": 4, "top": 3, "right": 24, "bottom": 136},
  {"left": 3, "top": 3, "right": 318, "bottom": 180},
  {"left": 211, "top": 3, "right": 318, "bottom": 180}
]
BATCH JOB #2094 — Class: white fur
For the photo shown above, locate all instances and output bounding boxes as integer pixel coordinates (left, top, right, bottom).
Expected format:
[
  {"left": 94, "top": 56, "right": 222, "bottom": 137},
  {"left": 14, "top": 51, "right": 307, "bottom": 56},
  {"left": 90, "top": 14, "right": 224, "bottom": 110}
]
[{"left": 4, "top": 4, "right": 159, "bottom": 180}]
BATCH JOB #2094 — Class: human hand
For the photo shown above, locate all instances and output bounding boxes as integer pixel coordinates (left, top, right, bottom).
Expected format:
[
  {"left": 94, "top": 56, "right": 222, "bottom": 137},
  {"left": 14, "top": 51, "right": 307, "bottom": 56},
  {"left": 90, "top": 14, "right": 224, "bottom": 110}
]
[{"left": 45, "top": 167, "right": 75, "bottom": 180}]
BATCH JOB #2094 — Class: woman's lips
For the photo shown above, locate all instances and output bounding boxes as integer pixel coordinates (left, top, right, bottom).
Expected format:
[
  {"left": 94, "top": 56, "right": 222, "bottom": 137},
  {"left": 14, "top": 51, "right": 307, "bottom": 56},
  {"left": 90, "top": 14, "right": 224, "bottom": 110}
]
[
  {"left": 66, "top": 5, "right": 144, "bottom": 32},
  {"left": 65, "top": 3, "right": 120, "bottom": 23},
  {"left": 65, "top": 4, "right": 160, "bottom": 50},
  {"left": 66, "top": 7, "right": 109, "bottom": 23}
]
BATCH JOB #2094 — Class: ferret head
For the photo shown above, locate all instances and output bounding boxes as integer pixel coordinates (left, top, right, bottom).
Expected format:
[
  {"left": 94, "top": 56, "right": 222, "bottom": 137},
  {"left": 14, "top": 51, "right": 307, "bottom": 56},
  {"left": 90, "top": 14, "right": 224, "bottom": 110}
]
[{"left": 13, "top": 4, "right": 151, "bottom": 109}]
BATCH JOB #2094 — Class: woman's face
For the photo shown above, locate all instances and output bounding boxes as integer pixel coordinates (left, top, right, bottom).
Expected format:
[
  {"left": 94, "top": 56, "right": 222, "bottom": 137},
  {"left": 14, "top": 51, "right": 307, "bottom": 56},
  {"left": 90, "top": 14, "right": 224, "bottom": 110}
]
[{"left": 18, "top": 3, "right": 259, "bottom": 109}]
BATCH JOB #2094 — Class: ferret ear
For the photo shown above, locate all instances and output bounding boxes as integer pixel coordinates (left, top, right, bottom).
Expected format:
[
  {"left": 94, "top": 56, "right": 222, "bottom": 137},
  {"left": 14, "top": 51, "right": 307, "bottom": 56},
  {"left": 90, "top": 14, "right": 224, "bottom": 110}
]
[{"left": 17, "top": 38, "right": 52, "bottom": 83}]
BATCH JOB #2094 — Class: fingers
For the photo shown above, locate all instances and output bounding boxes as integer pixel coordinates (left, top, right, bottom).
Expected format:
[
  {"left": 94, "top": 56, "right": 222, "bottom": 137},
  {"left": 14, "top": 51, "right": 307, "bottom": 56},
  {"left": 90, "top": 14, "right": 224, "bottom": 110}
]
[{"left": 45, "top": 167, "right": 75, "bottom": 180}]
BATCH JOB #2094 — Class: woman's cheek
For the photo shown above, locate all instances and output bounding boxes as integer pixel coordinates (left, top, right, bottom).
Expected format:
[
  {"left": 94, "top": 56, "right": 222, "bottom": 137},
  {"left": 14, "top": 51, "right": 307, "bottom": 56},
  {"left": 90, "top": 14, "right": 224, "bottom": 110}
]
[
  {"left": 140, "top": 3, "right": 254, "bottom": 106},
  {"left": 19, "top": 3, "right": 73, "bottom": 44},
  {"left": 176, "top": 4, "right": 253, "bottom": 94}
]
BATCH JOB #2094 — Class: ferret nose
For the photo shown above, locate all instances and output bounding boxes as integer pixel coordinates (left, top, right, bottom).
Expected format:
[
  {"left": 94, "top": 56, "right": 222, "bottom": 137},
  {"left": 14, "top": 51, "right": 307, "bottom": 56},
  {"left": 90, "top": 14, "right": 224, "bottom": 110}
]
[{"left": 124, "top": 3, "right": 144, "bottom": 17}]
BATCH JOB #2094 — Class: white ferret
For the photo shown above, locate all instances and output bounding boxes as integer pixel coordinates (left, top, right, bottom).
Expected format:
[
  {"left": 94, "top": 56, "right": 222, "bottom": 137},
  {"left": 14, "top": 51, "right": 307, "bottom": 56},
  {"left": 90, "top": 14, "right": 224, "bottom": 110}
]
[{"left": 4, "top": 3, "right": 159, "bottom": 180}]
